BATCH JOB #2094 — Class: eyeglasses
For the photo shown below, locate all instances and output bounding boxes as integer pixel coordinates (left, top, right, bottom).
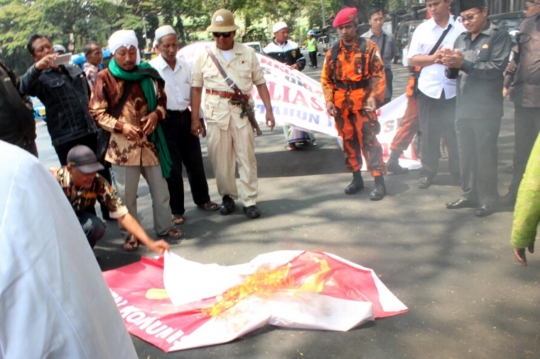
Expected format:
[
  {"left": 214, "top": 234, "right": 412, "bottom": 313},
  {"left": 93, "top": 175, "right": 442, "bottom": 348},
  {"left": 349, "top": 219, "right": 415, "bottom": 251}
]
[
  {"left": 212, "top": 32, "right": 233, "bottom": 38},
  {"left": 462, "top": 10, "right": 481, "bottom": 22}
]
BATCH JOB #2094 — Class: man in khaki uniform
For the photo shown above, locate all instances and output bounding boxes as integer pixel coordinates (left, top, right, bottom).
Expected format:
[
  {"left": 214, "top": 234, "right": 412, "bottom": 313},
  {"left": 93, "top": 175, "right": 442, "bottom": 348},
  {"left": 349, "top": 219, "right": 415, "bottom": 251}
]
[{"left": 191, "top": 9, "right": 275, "bottom": 219}]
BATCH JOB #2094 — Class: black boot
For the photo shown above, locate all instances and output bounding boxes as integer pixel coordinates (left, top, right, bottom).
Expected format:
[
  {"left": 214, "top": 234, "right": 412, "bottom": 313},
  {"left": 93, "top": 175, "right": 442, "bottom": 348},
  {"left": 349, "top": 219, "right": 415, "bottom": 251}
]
[
  {"left": 370, "top": 176, "right": 386, "bottom": 201},
  {"left": 386, "top": 151, "right": 408, "bottom": 174},
  {"left": 344, "top": 171, "right": 364, "bottom": 194}
]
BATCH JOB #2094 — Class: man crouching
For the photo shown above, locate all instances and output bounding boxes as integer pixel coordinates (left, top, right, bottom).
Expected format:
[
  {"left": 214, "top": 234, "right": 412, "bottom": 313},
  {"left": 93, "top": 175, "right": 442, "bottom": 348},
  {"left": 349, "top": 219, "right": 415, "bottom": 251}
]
[{"left": 52, "top": 145, "right": 170, "bottom": 253}]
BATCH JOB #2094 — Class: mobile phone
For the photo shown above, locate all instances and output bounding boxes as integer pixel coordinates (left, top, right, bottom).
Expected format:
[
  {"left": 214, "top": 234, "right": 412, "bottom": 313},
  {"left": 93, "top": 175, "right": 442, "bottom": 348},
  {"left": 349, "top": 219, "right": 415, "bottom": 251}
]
[{"left": 52, "top": 53, "right": 72, "bottom": 66}]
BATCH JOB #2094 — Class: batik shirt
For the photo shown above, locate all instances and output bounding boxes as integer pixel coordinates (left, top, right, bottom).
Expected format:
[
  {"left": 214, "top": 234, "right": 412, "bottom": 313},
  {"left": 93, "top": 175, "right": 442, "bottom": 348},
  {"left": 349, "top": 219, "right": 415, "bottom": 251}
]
[
  {"left": 53, "top": 166, "right": 128, "bottom": 219},
  {"left": 84, "top": 62, "right": 99, "bottom": 90},
  {"left": 89, "top": 68, "right": 167, "bottom": 166}
]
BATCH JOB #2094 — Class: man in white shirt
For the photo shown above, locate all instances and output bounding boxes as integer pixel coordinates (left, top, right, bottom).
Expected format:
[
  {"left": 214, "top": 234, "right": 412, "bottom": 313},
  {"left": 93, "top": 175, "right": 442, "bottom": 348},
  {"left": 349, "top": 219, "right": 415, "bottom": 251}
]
[
  {"left": 408, "top": 0, "right": 466, "bottom": 189},
  {"left": 0, "top": 141, "right": 138, "bottom": 359},
  {"left": 149, "top": 26, "right": 219, "bottom": 225},
  {"left": 264, "top": 22, "right": 314, "bottom": 151}
]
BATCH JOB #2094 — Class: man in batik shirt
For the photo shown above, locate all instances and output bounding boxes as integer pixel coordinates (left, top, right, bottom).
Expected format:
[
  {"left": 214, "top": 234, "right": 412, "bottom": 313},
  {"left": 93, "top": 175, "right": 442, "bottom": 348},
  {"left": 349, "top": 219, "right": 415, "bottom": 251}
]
[{"left": 52, "top": 145, "right": 169, "bottom": 253}]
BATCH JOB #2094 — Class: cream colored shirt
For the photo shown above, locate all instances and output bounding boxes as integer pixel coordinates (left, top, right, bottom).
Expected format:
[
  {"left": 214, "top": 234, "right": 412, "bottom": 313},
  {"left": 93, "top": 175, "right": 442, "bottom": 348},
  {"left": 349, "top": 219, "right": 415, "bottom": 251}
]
[{"left": 191, "top": 42, "right": 266, "bottom": 130}]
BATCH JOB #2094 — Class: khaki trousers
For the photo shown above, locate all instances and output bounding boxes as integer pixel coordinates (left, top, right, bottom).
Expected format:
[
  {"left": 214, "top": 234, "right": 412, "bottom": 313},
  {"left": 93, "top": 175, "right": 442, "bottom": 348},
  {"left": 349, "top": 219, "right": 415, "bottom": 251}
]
[
  {"left": 206, "top": 121, "right": 258, "bottom": 207},
  {"left": 111, "top": 164, "right": 173, "bottom": 237}
]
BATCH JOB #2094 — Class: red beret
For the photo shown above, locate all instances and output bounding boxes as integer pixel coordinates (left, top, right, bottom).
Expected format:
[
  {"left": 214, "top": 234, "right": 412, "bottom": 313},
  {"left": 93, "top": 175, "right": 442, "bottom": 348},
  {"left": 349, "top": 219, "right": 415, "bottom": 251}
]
[{"left": 333, "top": 8, "right": 358, "bottom": 27}]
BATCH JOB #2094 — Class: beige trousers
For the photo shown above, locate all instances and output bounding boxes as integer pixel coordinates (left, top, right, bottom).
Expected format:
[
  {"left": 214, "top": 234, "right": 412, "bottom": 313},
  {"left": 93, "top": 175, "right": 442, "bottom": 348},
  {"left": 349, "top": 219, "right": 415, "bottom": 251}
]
[
  {"left": 206, "top": 122, "right": 258, "bottom": 207},
  {"left": 111, "top": 164, "right": 173, "bottom": 237}
]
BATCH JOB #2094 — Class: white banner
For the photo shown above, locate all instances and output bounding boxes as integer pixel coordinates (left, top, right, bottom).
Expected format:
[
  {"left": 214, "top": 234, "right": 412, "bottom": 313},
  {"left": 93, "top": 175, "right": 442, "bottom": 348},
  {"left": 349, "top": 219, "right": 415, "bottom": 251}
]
[{"left": 177, "top": 42, "right": 420, "bottom": 169}]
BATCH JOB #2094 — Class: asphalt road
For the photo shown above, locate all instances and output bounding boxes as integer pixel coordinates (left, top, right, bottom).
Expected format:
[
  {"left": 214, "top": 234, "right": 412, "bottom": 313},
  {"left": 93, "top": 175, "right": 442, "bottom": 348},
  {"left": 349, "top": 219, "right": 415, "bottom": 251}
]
[{"left": 35, "top": 63, "right": 539, "bottom": 359}]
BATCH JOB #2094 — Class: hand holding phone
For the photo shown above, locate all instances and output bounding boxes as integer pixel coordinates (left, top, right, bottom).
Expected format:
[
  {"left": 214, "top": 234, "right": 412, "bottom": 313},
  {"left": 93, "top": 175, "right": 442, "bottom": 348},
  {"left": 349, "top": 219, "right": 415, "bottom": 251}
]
[{"left": 52, "top": 53, "right": 72, "bottom": 66}]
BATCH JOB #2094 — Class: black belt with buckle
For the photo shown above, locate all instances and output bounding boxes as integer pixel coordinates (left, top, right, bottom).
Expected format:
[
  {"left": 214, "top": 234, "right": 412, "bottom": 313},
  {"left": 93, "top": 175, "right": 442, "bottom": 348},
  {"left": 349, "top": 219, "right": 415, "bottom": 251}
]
[{"left": 335, "top": 80, "right": 370, "bottom": 91}]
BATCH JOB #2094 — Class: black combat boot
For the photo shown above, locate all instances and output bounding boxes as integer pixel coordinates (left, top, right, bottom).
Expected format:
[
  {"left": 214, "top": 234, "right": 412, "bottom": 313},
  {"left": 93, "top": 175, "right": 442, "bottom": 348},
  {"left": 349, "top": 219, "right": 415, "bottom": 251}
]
[
  {"left": 344, "top": 171, "right": 364, "bottom": 194},
  {"left": 370, "top": 176, "right": 386, "bottom": 201},
  {"left": 386, "top": 150, "right": 408, "bottom": 174}
]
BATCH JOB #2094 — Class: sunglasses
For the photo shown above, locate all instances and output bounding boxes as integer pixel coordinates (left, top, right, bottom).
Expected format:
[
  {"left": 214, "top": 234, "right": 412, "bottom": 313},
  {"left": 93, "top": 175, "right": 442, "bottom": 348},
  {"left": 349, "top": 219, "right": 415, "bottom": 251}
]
[{"left": 212, "top": 32, "right": 233, "bottom": 38}]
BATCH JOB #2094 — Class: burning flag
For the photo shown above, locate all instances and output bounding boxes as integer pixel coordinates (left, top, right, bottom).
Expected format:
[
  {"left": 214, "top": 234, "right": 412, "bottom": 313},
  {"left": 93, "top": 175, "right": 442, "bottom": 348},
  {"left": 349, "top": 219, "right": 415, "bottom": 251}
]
[{"left": 103, "top": 250, "right": 408, "bottom": 352}]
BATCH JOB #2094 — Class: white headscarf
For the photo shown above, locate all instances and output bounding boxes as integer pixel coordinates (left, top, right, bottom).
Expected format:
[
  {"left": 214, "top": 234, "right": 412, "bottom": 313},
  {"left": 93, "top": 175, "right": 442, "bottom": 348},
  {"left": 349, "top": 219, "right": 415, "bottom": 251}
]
[{"left": 108, "top": 30, "right": 141, "bottom": 65}]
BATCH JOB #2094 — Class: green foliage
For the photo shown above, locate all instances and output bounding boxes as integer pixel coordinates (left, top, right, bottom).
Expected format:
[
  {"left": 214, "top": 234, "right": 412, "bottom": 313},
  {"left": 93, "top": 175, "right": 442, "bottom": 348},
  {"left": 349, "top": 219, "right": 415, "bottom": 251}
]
[{"left": 0, "top": 0, "right": 399, "bottom": 74}]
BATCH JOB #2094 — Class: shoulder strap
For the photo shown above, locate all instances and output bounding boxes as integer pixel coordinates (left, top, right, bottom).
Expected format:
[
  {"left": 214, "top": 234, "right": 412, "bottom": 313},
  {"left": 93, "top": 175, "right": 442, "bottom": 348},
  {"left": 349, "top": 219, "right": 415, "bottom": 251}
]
[
  {"left": 429, "top": 24, "right": 453, "bottom": 56},
  {"left": 380, "top": 34, "right": 386, "bottom": 59},
  {"left": 114, "top": 81, "right": 134, "bottom": 119},
  {"left": 205, "top": 48, "right": 243, "bottom": 97}
]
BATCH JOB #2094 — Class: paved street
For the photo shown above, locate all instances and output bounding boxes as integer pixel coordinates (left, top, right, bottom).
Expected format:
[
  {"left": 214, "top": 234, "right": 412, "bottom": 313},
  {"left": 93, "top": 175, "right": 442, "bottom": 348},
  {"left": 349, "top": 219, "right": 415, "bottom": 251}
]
[{"left": 35, "top": 63, "right": 539, "bottom": 359}]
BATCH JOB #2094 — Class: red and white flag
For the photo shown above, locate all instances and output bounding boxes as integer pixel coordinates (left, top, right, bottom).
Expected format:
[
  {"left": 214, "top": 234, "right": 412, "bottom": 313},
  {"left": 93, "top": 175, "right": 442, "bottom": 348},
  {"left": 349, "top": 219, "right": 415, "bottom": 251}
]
[{"left": 104, "top": 250, "right": 408, "bottom": 352}]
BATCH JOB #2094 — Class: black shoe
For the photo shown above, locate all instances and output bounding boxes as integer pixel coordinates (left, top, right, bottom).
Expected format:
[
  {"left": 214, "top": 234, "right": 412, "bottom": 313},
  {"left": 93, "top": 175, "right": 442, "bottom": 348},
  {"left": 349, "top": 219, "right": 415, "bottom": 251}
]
[
  {"left": 220, "top": 195, "right": 235, "bottom": 215},
  {"left": 418, "top": 177, "right": 432, "bottom": 189},
  {"left": 370, "top": 178, "right": 386, "bottom": 201},
  {"left": 446, "top": 198, "right": 475, "bottom": 209},
  {"left": 344, "top": 178, "right": 364, "bottom": 194},
  {"left": 500, "top": 192, "right": 516, "bottom": 207},
  {"left": 475, "top": 205, "right": 494, "bottom": 217},
  {"left": 243, "top": 205, "right": 261, "bottom": 219},
  {"left": 386, "top": 158, "right": 408, "bottom": 174}
]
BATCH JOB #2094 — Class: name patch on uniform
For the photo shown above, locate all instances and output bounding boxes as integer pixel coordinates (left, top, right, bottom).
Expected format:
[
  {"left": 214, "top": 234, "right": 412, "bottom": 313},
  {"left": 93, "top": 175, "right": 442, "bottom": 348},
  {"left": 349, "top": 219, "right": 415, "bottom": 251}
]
[{"left": 482, "top": 44, "right": 489, "bottom": 49}]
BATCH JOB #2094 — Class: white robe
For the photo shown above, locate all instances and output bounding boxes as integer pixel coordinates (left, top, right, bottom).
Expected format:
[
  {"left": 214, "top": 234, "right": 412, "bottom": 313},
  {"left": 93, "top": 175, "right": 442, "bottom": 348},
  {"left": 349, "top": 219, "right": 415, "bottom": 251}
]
[{"left": 0, "top": 141, "right": 137, "bottom": 359}]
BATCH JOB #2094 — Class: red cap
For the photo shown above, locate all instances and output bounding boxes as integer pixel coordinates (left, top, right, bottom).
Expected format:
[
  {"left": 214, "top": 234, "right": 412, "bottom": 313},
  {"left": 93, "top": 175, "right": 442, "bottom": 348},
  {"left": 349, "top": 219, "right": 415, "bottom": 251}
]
[{"left": 333, "top": 8, "right": 358, "bottom": 27}]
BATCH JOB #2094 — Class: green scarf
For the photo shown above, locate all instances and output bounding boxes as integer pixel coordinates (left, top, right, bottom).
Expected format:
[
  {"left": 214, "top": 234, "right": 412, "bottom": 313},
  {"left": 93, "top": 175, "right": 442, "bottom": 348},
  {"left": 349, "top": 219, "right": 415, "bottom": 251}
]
[{"left": 109, "top": 59, "right": 172, "bottom": 178}]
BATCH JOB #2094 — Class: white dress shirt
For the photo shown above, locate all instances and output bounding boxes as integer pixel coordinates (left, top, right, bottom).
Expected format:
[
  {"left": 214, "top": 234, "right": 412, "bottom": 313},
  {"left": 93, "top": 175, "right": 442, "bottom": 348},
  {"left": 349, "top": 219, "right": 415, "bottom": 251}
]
[
  {"left": 408, "top": 16, "right": 466, "bottom": 99},
  {"left": 149, "top": 54, "right": 193, "bottom": 112}
]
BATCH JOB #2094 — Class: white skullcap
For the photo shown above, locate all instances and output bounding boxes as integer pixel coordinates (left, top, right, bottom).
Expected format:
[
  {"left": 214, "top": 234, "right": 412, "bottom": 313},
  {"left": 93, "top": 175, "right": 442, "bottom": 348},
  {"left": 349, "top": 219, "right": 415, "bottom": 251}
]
[
  {"left": 108, "top": 30, "right": 141, "bottom": 65},
  {"left": 273, "top": 22, "right": 288, "bottom": 34},
  {"left": 154, "top": 25, "right": 176, "bottom": 45}
]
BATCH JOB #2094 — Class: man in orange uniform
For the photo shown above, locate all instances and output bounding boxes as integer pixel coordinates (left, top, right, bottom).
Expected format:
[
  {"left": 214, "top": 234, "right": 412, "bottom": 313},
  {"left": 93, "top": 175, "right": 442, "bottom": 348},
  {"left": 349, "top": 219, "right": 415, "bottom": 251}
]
[
  {"left": 321, "top": 7, "right": 387, "bottom": 200},
  {"left": 386, "top": 69, "right": 419, "bottom": 174}
]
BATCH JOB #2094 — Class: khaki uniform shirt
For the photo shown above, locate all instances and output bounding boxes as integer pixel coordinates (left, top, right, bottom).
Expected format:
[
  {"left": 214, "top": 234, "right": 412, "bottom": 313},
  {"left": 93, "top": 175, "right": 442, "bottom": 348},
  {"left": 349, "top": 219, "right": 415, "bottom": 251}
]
[{"left": 191, "top": 42, "right": 266, "bottom": 130}]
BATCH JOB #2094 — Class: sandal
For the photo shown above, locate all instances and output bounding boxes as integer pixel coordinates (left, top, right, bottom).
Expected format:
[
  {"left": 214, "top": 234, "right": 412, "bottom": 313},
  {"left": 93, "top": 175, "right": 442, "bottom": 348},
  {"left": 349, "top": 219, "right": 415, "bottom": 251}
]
[
  {"left": 166, "top": 228, "right": 182, "bottom": 239},
  {"left": 123, "top": 235, "right": 139, "bottom": 252},
  {"left": 286, "top": 144, "right": 297, "bottom": 151},
  {"left": 172, "top": 214, "right": 185, "bottom": 225},
  {"left": 197, "top": 201, "right": 219, "bottom": 211}
]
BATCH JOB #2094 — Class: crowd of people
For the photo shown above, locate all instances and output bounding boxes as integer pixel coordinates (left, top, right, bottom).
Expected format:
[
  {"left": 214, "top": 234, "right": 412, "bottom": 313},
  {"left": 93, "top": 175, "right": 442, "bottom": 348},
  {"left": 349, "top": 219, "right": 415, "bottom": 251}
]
[
  {"left": 0, "top": 0, "right": 539, "bottom": 356},
  {"left": 0, "top": 0, "right": 538, "bottom": 266}
]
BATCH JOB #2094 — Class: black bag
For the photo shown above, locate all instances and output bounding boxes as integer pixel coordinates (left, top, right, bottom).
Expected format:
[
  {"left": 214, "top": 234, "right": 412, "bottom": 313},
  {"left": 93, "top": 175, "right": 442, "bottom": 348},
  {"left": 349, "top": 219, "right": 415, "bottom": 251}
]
[{"left": 95, "top": 81, "right": 134, "bottom": 162}]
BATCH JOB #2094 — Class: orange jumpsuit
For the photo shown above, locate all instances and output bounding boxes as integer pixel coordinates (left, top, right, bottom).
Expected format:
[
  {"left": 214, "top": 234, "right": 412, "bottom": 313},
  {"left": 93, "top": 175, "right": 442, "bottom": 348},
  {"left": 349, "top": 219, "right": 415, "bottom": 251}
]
[
  {"left": 321, "top": 38, "right": 386, "bottom": 176},
  {"left": 390, "top": 70, "right": 419, "bottom": 152}
]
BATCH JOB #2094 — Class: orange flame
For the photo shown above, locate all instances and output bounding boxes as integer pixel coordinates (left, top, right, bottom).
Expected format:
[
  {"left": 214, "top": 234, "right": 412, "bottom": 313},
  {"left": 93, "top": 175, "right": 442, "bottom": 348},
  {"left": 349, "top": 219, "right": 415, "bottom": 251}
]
[{"left": 201, "top": 265, "right": 294, "bottom": 317}]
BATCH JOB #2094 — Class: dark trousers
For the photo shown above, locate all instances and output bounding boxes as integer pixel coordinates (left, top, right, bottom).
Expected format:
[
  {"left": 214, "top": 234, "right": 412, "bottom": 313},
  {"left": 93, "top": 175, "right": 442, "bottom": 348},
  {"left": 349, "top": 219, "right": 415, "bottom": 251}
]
[
  {"left": 384, "top": 69, "right": 393, "bottom": 105},
  {"left": 417, "top": 90, "right": 460, "bottom": 180},
  {"left": 309, "top": 51, "right": 317, "bottom": 67},
  {"left": 456, "top": 117, "right": 501, "bottom": 207},
  {"left": 76, "top": 211, "right": 106, "bottom": 248},
  {"left": 162, "top": 110, "right": 210, "bottom": 215},
  {"left": 55, "top": 133, "right": 111, "bottom": 217},
  {"left": 508, "top": 106, "right": 540, "bottom": 195}
]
